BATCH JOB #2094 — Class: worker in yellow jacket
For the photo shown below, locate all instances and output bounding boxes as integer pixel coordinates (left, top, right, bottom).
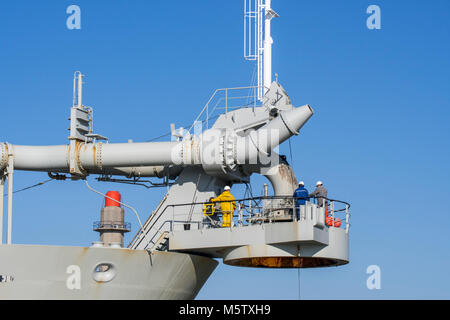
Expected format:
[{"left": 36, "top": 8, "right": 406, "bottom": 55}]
[{"left": 211, "top": 186, "right": 236, "bottom": 227}]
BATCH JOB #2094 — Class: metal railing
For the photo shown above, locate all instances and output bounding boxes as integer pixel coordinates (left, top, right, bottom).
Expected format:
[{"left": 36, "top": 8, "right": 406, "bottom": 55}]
[
  {"left": 188, "top": 86, "right": 268, "bottom": 133},
  {"left": 93, "top": 221, "right": 131, "bottom": 231},
  {"left": 138, "top": 195, "right": 350, "bottom": 251}
]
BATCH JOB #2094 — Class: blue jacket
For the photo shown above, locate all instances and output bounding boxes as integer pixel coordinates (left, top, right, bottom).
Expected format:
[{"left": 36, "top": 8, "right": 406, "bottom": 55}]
[{"left": 293, "top": 187, "right": 309, "bottom": 206}]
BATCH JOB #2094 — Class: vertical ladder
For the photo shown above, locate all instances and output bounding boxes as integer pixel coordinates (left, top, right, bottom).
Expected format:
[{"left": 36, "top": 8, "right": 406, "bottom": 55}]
[{"left": 244, "top": 0, "right": 279, "bottom": 101}]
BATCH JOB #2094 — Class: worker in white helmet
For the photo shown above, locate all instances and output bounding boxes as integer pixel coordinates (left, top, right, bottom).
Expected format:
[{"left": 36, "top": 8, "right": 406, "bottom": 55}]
[
  {"left": 309, "top": 181, "right": 328, "bottom": 207},
  {"left": 293, "top": 181, "right": 309, "bottom": 220},
  {"left": 211, "top": 186, "right": 236, "bottom": 228}
]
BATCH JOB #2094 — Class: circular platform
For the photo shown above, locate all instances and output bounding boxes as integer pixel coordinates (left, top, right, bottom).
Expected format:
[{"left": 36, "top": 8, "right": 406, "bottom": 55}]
[{"left": 223, "top": 236, "right": 349, "bottom": 269}]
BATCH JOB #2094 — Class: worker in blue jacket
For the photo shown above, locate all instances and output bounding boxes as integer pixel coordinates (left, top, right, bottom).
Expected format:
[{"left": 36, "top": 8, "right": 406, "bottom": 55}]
[{"left": 293, "top": 181, "right": 309, "bottom": 220}]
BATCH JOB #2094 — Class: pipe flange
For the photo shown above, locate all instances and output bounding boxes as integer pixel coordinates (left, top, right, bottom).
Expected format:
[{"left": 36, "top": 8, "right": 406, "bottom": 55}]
[
  {"left": 96, "top": 142, "right": 103, "bottom": 171},
  {"left": 73, "top": 141, "right": 88, "bottom": 177},
  {"left": 0, "top": 143, "right": 8, "bottom": 171},
  {"left": 223, "top": 131, "right": 237, "bottom": 171}
]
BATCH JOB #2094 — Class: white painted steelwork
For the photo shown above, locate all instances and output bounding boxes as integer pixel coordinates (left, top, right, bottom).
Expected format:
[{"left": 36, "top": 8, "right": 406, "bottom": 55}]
[
  {"left": 0, "top": 245, "right": 218, "bottom": 300},
  {"left": 6, "top": 152, "right": 14, "bottom": 244},
  {"left": 244, "top": 0, "right": 278, "bottom": 100},
  {"left": 0, "top": 175, "right": 4, "bottom": 244},
  {"left": 0, "top": 105, "right": 313, "bottom": 176},
  {"left": 0, "top": 0, "right": 351, "bottom": 299}
]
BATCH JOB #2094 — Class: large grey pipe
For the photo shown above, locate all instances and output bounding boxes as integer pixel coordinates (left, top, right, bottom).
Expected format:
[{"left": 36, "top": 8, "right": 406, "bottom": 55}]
[
  {"left": 12, "top": 145, "right": 69, "bottom": 171},
  {"left": 0, "top": 105, "right": 313, "bottom": 176},
  {"left": 236, "top": 105, "right": 313, "bottom": 165},
  {"left": 262, "top": 162, "right": 298, "bottom": 196}
]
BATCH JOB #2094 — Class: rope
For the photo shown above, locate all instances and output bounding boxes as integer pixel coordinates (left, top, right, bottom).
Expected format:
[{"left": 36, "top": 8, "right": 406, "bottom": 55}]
[
  {"left": 145, "top": 115, "right": 220, "bottom": 143},
  {"left": 84, "top": 179, "right": 151, "bottom": 247},
  {"left": 288, "top": 138, "right": 294, "bottom": 169},
  {"left": 2, "top": 178, "right": 53, "bottom": 197},
  {"left": 247, "top": 63, "right": 258, "bottom": 105},
  {"left": 186, "top": 173, "right": 202, "bottom": 223},
  {"left": 145, "top": 132, "right": 172, "bottom": 142}
]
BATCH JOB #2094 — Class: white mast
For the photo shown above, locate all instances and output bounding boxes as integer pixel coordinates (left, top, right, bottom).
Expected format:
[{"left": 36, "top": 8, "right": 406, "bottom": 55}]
[
  {"left": 73, "top": 71, "right": 83, "bottom": 108},
  {"left": 263, "top": 0, "right": 279, "bottom": 96},
  {"left": 244, "top": 0, "right": 278, "bottom": 101}
]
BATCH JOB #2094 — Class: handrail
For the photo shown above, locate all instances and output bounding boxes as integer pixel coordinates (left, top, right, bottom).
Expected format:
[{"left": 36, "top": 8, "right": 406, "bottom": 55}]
[
  {"left": 127, "top": 194, "right": 168, "bottom": 248},
  {"left": 143, "top": 220, "right": 172, "bottom": 250},
  {"left": 130, "top": 194, "right": 351, "bottom": 251},
  {"left": 158, "top": 195, "right": 350, "bottom": 210},
  {"left": 93, "top": 221, "right": 131, "bottom": 231},
  {"left": 188, "top": 85, "right": 266, "bottom": 132}
]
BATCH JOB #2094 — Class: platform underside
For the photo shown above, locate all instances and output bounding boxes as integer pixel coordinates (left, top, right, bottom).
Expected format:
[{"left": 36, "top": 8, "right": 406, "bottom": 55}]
[
  {"left": 169, "top": 220, "right": 349, "bottom": 268},
  {"left": 225, "top": 256, "right": 348, "bottom": 268}
]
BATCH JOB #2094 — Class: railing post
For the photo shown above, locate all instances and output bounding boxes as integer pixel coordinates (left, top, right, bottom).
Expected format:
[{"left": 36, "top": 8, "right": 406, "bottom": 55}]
[
  {"left": 292, "top": 196, "right": 296, "bottom": 222},
  {"left": 172, "top": 206, "right": 175, "bottom": 231},
  {"left": 270, "top": 198, "right": 273, "bottom": 223},
  {"left": 225, "top": 88, "right": 228, "bottom": 114},
  {"left": 345, "top": 204, "right": 349, "bottom": 234},
  {"left": 331, "top": 201, "right": 335, "bottom": 228},
  {"left": 253, "top": 86, "right": 256, "bottom": 112},
  {"left": 206, "top": 102, "right": 209, "bottom": 129},
  {"left": 238, "top": 203, "right": 243, "bottom": 227},
  {"left": 230, "top": 201, "right": 233, "bottom": 229},
  {"left": 0, "top": 174, "right": 4, "bottom": 244},
  {"left": 6, "top": 155, "right": 14, "bottom": 245},
  {"left": 303, "top": 201, "right": 308, "bottom": 221}
]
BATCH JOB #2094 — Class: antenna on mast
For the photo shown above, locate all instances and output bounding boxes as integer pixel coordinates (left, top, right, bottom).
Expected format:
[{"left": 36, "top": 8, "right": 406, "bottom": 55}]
[
  {"left": 73, "top": 71, "right": 83, "bottom": 108},
  {"left": 68, "top": 71, "right": 107, "bottom": 177},
  {"left": 244, "top": 0, "right": 279, "bottom": 101}
]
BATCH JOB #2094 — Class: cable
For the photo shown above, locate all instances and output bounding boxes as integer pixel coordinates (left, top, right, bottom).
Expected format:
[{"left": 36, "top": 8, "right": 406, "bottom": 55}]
[
  {"left": 84, "top": 179, "right": 151, "bottom": 247},
  {"left": 186, "top": 173, "right": 202, "bottom": 223},
  {"left": 244, "top": 181, "right": 262, "bottom": 215},
  {"left": 146, "top": 132, "right": 172, "bottom": 142},
  {"left": 2, "top": 178, "right": 53, "bottom": 197},
  {"left": 145, "top": 115, "right": 220, "bottom": 142},
  {"left": 288, "top": 138, "right": 294, "bottom": 169},
  {"left": 247, "top": 63, "right": 258, "bottom": 105},
  {"left": 96, "top": 176, "right": 173, "bottom": 189}
]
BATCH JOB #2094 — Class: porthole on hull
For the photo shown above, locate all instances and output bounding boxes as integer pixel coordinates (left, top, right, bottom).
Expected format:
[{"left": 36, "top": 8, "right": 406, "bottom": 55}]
[{"left": 92, "top": 262, "right": 117, "bottom": 282}]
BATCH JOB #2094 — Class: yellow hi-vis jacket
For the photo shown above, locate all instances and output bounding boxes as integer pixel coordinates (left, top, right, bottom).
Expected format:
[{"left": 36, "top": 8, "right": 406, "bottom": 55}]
[{"left": 211, "top": 191, "right": 237, "bottom": 214}]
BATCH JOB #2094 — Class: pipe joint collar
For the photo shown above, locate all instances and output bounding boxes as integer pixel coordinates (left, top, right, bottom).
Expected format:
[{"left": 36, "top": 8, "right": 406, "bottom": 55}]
[{"left": 0, "top": 143, "right": 8, "bottom": 171}]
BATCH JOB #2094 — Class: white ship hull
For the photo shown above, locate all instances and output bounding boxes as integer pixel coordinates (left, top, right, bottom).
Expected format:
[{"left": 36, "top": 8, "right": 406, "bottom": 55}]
[{"left": 0, "top": 244, "right": 218, "bottom": 300}]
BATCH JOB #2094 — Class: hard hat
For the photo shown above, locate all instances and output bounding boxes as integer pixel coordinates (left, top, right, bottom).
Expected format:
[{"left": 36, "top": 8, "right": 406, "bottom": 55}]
[
  {"left": 224, "top": 186, "right": 231, "bottom": 191},
  {"left": 316, "top": 181, "right": 323, "bottom": 186},
  {"left": 298, "top": 181, "right": 305, "bottom": 186}
]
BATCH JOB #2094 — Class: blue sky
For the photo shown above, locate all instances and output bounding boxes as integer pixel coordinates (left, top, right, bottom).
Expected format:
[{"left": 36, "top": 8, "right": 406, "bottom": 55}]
[{"left": 1, "top": 0, "right": 449, "bottom": 299}]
